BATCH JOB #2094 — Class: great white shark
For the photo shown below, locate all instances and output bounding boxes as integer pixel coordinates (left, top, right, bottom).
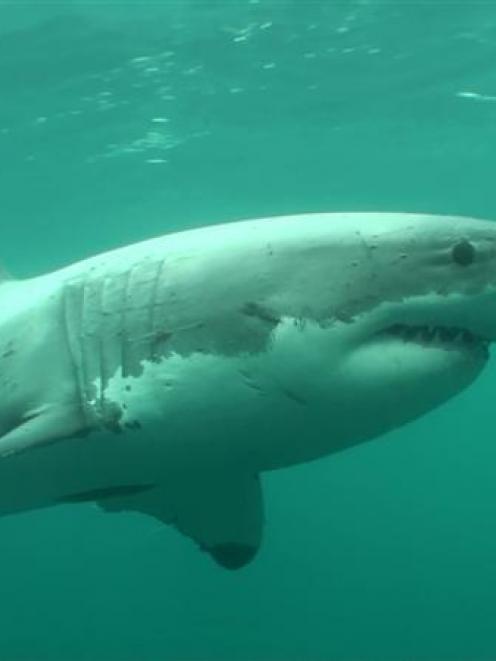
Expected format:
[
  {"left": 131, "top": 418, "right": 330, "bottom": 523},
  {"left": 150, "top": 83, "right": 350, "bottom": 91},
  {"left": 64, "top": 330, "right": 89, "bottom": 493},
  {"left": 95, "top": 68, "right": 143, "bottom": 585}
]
[{"left": 0, "top": 212, "right": 495, "bottom": 569}]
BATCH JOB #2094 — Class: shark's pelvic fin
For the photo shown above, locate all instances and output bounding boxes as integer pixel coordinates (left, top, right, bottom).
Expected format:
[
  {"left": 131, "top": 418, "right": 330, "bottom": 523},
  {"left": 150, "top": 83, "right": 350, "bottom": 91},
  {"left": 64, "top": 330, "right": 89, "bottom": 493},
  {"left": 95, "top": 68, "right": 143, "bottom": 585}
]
[{"left": 98, "top": 471, "right": 265, "bottom": 570}]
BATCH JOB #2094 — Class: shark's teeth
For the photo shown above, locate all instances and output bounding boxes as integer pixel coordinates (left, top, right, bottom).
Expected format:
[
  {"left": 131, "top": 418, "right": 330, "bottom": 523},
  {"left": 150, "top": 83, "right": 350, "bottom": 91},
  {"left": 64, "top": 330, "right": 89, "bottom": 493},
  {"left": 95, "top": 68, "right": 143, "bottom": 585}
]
[{"left": 384, "top": 323, "right": 489, "bottom": 351}]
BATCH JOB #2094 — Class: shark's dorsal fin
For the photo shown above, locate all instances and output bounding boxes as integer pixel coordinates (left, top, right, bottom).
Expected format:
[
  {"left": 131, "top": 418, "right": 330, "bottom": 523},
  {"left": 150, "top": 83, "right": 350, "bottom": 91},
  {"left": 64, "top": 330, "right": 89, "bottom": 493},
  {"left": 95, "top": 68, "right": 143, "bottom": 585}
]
[{"left": 98, "top": 471, "right": 265, "bottom": 570}]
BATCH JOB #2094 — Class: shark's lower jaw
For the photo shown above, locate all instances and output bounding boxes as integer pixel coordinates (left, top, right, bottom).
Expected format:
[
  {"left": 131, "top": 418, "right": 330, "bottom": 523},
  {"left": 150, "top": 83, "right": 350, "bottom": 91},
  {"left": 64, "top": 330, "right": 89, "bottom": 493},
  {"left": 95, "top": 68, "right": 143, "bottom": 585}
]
[{"left": 382, "top": 323, "right": 491, "bottom": 356}]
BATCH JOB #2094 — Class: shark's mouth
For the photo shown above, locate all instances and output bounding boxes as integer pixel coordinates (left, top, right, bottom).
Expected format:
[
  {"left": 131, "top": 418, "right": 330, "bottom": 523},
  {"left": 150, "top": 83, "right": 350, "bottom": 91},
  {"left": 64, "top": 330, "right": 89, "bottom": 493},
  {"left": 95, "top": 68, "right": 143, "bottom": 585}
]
[{"left": 383, "top": 323, "right": 490, "bottom": 354}]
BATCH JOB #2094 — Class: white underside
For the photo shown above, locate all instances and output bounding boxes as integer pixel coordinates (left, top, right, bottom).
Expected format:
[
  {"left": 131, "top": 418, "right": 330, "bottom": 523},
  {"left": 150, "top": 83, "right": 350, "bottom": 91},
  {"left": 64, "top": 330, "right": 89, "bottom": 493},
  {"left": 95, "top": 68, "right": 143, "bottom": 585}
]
[{"left": 94, "top": 316, "right": 346, "bottom": 474}]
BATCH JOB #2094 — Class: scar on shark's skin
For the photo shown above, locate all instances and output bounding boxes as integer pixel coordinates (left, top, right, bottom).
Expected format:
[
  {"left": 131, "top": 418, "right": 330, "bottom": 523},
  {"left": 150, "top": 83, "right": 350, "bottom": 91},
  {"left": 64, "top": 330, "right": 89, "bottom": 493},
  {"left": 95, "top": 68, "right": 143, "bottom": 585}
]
[{"left": 0, "top": 212, "right": 496, "bottom": 569}]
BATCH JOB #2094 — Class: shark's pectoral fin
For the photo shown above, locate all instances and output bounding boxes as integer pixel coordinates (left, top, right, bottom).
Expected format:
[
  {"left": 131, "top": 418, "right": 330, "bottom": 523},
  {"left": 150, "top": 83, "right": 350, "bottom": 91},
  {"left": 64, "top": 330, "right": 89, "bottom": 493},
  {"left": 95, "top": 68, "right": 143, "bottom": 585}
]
[
  {"left": 98, "top": 471, "right": 265, "bottom": 570},
  {"left": 0, "top": 405, "right": 85, "bottom": 458},
  {"left": 170, "top": 471, "right": 265, "bottom": 570}
]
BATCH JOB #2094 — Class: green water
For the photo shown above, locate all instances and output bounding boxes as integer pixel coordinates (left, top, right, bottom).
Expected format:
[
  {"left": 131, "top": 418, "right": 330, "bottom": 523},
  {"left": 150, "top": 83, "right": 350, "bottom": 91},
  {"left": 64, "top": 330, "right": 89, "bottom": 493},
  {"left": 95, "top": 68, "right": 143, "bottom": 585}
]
[{"left": 1, "top": 2, "right": 496, "bottom": 660}]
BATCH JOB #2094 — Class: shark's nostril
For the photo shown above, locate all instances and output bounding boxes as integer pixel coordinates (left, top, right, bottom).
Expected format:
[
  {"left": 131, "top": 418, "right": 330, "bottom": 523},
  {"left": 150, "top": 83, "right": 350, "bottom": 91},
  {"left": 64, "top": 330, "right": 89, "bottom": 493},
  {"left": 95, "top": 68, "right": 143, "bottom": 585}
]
[{"left": 452, "top": 240, "right": 476, "bottom": 266}]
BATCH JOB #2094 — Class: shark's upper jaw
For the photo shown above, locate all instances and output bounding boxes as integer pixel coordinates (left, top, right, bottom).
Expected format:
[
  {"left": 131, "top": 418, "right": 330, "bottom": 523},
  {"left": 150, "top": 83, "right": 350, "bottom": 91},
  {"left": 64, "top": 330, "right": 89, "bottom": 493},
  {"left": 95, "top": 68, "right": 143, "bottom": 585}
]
[
  {"left": 380, "top": 322, "right": 491, "bottom": 358},
  {"left": 348, "top": 284, "right": 496, "bottom": 367}
]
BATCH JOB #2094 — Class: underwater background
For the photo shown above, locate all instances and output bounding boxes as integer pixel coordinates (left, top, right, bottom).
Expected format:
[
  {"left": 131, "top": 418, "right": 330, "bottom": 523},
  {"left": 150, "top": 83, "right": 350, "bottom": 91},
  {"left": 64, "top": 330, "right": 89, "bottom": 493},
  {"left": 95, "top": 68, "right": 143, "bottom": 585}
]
[{"left": 1, "top": 1, "right": 496, "bottom": 660}]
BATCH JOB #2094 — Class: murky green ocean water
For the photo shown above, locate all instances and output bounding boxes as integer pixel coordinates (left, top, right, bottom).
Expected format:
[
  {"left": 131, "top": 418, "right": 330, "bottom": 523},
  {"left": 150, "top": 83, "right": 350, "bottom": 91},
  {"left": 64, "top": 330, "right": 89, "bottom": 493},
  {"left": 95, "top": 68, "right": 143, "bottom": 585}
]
[{"left": 1, "top": 2, "right": 496, "bottom": 660}]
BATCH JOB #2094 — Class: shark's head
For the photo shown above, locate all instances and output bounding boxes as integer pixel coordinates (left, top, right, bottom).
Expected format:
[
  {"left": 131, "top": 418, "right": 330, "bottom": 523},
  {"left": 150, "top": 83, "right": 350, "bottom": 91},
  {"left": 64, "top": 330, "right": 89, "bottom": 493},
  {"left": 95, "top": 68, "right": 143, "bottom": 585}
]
[
  {"left": 181, "top": 212, "right": 496, "bottom": 464},
  {"left": 256, "top": 212, "right": 496, "bottom": 457}
]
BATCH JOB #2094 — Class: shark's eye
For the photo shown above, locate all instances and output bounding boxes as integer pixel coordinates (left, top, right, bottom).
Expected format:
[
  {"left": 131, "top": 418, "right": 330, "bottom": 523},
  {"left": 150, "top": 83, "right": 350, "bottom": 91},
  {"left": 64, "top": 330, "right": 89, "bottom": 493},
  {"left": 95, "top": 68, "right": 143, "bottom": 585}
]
[{"left": 452, "top": 240, "right": 476, "bottom": 266}]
